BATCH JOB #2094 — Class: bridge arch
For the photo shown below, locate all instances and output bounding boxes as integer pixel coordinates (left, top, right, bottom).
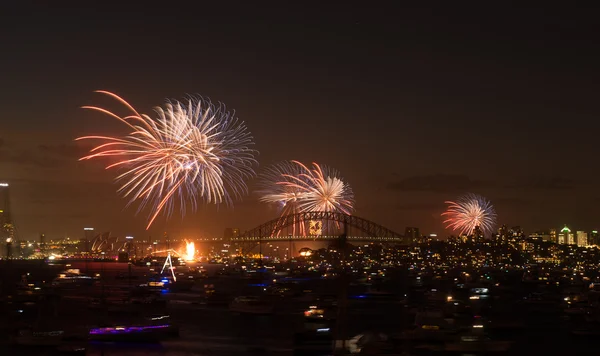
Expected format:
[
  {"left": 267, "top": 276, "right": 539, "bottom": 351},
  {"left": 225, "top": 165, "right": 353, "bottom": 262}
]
[{"left": 233, "top": 211, "right": 406, "bottom": 244}]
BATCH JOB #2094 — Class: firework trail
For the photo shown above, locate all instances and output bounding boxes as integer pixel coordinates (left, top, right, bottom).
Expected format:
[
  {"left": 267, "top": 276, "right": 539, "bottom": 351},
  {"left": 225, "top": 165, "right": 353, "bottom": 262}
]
[
  {"left": 77, "top": 91, "right": 257, "bottom": 229},
  {"left": 257, "top": 160, "right": 354, "bottom": 235},
  {"left": 257, "top": 161, "right": 310, "bottom": 216},
  {"left": 442, "top": 193, "right": 497, "bottom": 236}
]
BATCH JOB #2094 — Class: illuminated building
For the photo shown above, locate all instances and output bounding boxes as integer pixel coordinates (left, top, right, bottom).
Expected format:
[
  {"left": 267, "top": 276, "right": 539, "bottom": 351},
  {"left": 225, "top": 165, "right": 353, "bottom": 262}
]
[
  {"left": 82, "top": 227, "right": 94, "bottom": 253},
  {"left": 510, "top": 226, "right": 524, "bottom": 239},
  {"left": 494, "top": 225, "right": 509, "bottom": 245},
  {"left": 590, "top": 230, "right": 599, "bottom": 246},
  {"left": 472, "top": 225, "right": 484, "bottom": 244},
  {"left": 549, "top": 228, "right": 557, "bottom": 243},
  {"left": 538, "top": 231, "right": 552, "bottom": 242},
  {"left": 404, "top": 227, "right": 420, "bottom": 245},
  {"left": 576, "top": 231, "right": 588, "bottom": 247},
  {"left": 0, "top": 183, "right": 15, "bottom": 243},
  {"left": 528, "top": 232, "right": 544, "bottom": 241},
  {"left": 558, "top": 225, "right": 574, "bottom": 245}
]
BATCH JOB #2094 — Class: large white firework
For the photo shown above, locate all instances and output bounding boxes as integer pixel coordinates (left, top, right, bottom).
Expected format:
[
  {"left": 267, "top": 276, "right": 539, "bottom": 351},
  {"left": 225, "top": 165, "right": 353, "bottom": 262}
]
[
  {"left": 77, "top": 91, "right": 257, "bottom": 229},
  {"left": 289, "top": 161, "right": 355, "bottom": 214},
  {"left": 442, "top": 193, "right": 497, "bottom": 236}
]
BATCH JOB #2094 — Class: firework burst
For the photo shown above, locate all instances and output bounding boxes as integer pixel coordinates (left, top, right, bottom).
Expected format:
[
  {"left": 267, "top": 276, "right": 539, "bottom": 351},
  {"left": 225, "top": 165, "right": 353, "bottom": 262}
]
[
  {"left": 258, "top": 160, "right": 355, "bottom": 220},
  {"left": 286, "top": 161, "right": 355, "bottom": 215},
  {"left": 77, "top": 91, "right": 257, "bottom": 229},
  {"left": 442, "top": 193, "right": 497, "bottom": 236},
  {"left": 257, "top": 161, "right": 310, "bottom": 217}
]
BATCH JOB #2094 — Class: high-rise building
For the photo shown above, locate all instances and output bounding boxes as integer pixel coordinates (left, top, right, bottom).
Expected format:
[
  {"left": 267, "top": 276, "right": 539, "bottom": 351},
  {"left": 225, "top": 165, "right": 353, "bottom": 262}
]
[
  {"left": 495, "top": 225, "right": 509, "bottom": 245},
  {"left": 404, "top": 227, "right": 420, "bottom": 244},
  {"left": 472, "top": 226, "right": 484, "bottom": 244},
  {"left": 0, "top": 183, "right": 14, "bottom": 242},
  {"left": 558, "top": 225, "right": 574, "bottom": 245},
  {"left": 567, "top": 232, "right": 575, "bottom": 245},
  {"left": 590, "top": 230, "right": 599, "bottom": 246},
  {"left": 83, "top": 228, "right": 94, "bottom": 253},
  {"left": 576, "top": 231, "right": 588, "bottom": 247}
]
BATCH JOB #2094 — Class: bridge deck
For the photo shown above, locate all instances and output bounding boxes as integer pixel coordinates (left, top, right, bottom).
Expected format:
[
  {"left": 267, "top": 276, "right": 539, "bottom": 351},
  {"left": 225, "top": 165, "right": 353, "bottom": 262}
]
[{"left": 231, "top": 235, "right": 404, "bottom": 243}]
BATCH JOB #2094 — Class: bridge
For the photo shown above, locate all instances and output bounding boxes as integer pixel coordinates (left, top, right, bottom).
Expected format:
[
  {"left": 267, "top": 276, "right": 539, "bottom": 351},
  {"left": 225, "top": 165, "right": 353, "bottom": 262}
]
[{"left": 232, "top": 211, "right": 407, "bottom": 245}]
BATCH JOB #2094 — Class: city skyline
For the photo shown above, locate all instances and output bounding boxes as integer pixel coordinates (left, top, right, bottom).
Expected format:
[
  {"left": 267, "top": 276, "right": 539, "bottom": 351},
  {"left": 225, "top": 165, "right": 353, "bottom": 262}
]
[{"left": 2, "top": 3, "right": 600, "bottom": 239}]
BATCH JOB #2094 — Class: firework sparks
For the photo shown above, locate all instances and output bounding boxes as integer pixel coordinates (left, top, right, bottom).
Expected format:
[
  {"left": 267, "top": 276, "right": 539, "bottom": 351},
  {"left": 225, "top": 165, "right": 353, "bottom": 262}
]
[
  {"left": 257, "top": 161, "right": 310, "bottom": 216},
  {"left": 442, "top": 193, "right": 497, "bottom": 236},
  {"left": 77, "top": 91, "right": 257, "bottom": 229},
  {"left": 257, "top": 160, "right": 354, "bottom": 235},
  {"left": 286, "top": 161, "right": 354, "bottom": 215}
]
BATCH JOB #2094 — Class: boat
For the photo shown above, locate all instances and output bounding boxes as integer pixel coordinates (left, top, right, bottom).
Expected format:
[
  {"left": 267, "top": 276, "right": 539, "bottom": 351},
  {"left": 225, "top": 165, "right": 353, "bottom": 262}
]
[
  {"left": 89, "top": 323, "right": 178, "bottom": 342},
  {"left": 229, "top": 296, "right": 274, "bottom": 315},
  {"left": 51, "top": 269, "right": 93, "bottom": 287},
  {"left": 304, "top": 304, "right": 337, "bottom": 322}
]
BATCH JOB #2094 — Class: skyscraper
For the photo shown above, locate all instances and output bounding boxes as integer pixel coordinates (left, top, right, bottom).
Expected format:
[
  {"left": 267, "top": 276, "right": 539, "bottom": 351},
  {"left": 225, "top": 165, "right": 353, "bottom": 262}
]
[
  {"left": 472, "top": 225, "right": 484, "bottom": 244},
  {"left": 590, "top": 230, "right": 599, "bottom": 246},
  {"left": 576, "top": 231, "right": 588, "bottom": 247},
  {"left": 495, "top": 225, "right": 509, "bottom": 246},
  {"left": 0, "top": 183, "right": 14, "bottom": 242},
  {"left": 558, "top": 226, "right": 574, "bottom": 245},
  {"left": 83, "top": 227, "right": 95, "bottom": 253}
]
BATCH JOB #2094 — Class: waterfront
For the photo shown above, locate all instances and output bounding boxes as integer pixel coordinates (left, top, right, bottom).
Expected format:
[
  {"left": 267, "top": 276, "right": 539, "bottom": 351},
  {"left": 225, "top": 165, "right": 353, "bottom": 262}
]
[{"left": 2, "top": 259, "right": 600, "bottom": 355}]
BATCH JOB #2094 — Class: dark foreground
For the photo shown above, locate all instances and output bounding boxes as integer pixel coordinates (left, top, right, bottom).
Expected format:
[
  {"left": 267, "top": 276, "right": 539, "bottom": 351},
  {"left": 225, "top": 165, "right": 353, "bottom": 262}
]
[{"left": 2, "top": 260, "right": 600, "bottom": 355}]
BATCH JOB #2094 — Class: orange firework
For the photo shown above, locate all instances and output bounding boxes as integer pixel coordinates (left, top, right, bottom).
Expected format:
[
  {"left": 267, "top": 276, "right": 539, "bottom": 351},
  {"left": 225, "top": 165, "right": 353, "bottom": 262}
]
[{"left": 77, "top": 91, "right": 257, "bottom": 229}]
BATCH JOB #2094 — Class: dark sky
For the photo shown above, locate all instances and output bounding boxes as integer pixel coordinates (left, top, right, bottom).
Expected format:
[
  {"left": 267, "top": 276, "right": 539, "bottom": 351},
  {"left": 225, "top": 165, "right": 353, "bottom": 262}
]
[{"left": 1, "top": 2, "right": 599, "bottom": 241}]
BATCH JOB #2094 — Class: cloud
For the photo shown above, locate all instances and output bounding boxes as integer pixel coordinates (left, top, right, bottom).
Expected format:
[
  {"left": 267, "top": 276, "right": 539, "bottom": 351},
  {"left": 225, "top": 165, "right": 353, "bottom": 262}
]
[
  {"left": 507, "top": 177, "right": 574, "bottom": 191},
  {"left": 388, "top": 174, "right": 486, "bottom": 193}
]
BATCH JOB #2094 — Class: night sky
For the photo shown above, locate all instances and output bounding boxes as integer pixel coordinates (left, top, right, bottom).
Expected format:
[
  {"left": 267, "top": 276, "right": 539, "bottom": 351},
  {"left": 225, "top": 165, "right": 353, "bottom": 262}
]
[{"left": 1, "top": 2, "right": 599, "bottom": 241}]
